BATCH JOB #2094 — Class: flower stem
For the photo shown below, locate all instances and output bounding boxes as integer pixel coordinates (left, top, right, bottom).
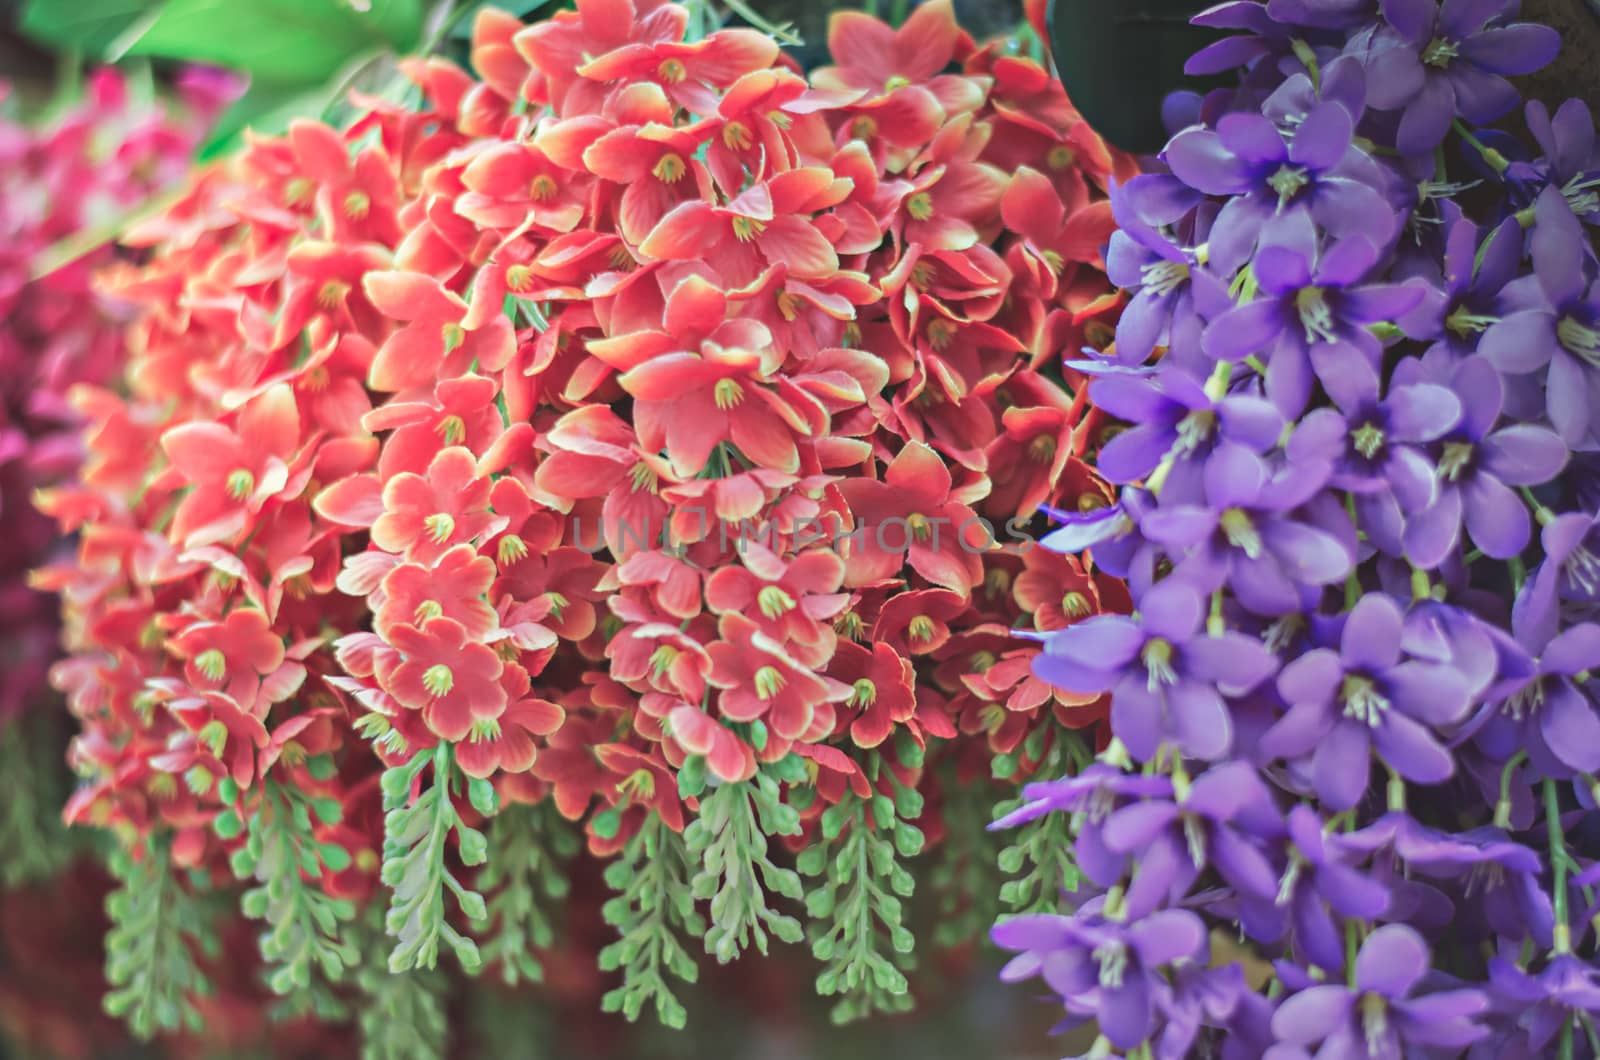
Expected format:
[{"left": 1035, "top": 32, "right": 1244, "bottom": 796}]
[
  {"left": 1453, "top": 121, "right": 1509, "bottom": 174},
  {"left": 1494, "top": 752, "right": 1526, "bottom": 828},
  {"left": 1546, "top": 779, "right": 1573, "bottom": 955}
]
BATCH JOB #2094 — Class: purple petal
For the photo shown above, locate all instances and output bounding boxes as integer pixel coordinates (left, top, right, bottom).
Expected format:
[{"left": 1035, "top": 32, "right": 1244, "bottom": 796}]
[
  {"left": 1217, "top": 112, "right": 1289, "bottom": 166},
  {"left": 1342, "top": 281, "right": 1428, "bottom": 324},
  {"left": 1292, "top": 891, "right": 1347, "bottom": 973},
  {"left": 1187, "top": 632, "right": 1278, "bottom": 694},
  {"left": 1392, "top": 993, "right": 1490, "bottom": 1047},
  {"left": 1395, "top": 75, "right": 1456, "bottom": 154},
  {"left": 1172, "top": 681, "right": 1236, "bottom": 760},
  {"left": 1252, "top": 243, "right": 1315, "bottom": 294},
  {"left": 1313, "top": 721, "right": 1373, "bottom": 809},
  {"left": 1103, "top": 801, "right": 1180, "bottom": 853},
  {"left": 1388, "top": 445, "right": 1441, "bottom": 514},
  {"left": 1128, "top": 909, "right": 1206, "bottom": 966},
  {"left": 1478, "top": 309, "right": 1559, "bottom": 374},
  {"left": 1320, "top": 862, "right": 1392, "bottom": 919},
  {"left": 1386, "top": 383, "right": 1462, "bottom": 441},
  {"left": 1140, "top": 505, "right": 1219, "bottom": 549},
  {"left": 1342, "top": 594, "right": 1405, "bottom": 672},
  {"left": 1542, "top": 683, "right": 1600, "bottom": 772},
  {"left": 1111, "top": 681, "right": 1165, "bottom": 762},
  {"left": 1214, "top": 826, "right": 1280, "bottom": 898},
  {"left": 1373, "top": 711, "right": 1455, "bottom": 783},
  {"left": 1098, "top": 424, "right": 1172, "bottom": 484},
  {"left": 1403, "top": 489, "right": 1463, "bottom": 569},
  {"left": 1203, "top": 300, "right": 1287, "bottom": 362},
  {"left": 1546, "top": 352, "right": 1592, "bottom": 447},
  {"left": 1462, "top": 473, "right": 1531, "bottom": 558},
  {"left": 1165, "top": 128, "right": 1253, "bottom": 195},
  {"left": 1364, "top": 42, "right": 1427, "bottom": 109},
  {"left": 1543, "top": 624, "right": 1600, "bottom": 676},
  {"left": 1355, "top": 923, "right": 1430, "bottom": 997},
  {"left": 1139, "top": 578, "right": 1205, "bottom": 640},
  {"left": 1204, "top": 443, "right": 1268, "bottom": 509},
  {"left": 1438, "top": 0, "right": 1504, "bottom": 38},
  {"left": 1450, "top": 355, "right": 1503, "bottom": 439},
  {"left": 1271, "top": 984, "right": 1354, "bottom": 1044},
  {"left": 1480, "top": 424, "right": 1569, "bottom": 486},
  {"left": 1032, "top": 653, "right": 1118, "bottom": 697},
  {"left": 1261, "top": 699, "right": 1338, "bottom": 759},
  {"left": 1262, "top": 520, "right": 1354, "bottom": 585},
  {"left": 1386, "top": 662, "right": 1472, "bottom": 725},
  {"left": 1043, "top": 615, "right": 1144, "bottom": 672},
  {"left": 1097, "top": 974, "right": 1153, "bottom": 1050},
  {"left": 1315, "top": 237, "right": 1382, "bottom": 288},
  {"left": 1289, "top": 103, "right": 1354, "bottom": 171},
  {"left": 1446, "top": 66, "right": 1519, "bottom": 125},
  {"left": 1277, "top": 649, "right": 1344, "bottom": 708},
  {"left": 1459, "top": 25, "right": 1561, "bottom": 75},
  {"left": 1218, "top": 396, "right": 1286, "bottom": 451}
]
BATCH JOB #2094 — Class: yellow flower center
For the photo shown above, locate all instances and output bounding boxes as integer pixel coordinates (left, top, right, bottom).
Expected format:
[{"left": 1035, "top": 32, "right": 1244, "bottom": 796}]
[
  {"left": 1061, "top": 592, "right": 1091, "bottom": 618},
  {"left": 759, "top": 585, "right": 797, "bottom": 618},
  {"left": 422, "top": 664, "right": 455, "bottom": 697},
  {"left": 629, "top": 462, "right": 659, "bottom": 493},
  {"left": 530, "top": 174, "right": 559, "bottom": 201},
  {"left": 316, "top": 280, "right": 350, "bottom": 310},
  {"left": 1046, "top": 145, "right": 1076, "bottom": 170},
  {"left": 441, "top": 322, "right": 466, "bottom": 353},
  {"left": 713, "top": 377, "right": 746, "bottom": 409},
  {"left": 652, "top": 152, "right": 686, "bottom": 183},
  {"left": 195, "top": 649, "right": 227, "bottom": 682},
  {"left": 970, "top": 650, "right": 997, "bottom": 673},
  {"left": 906, "top": 192, "right": 934, "bottom": 221},
  {"left": 908, "top": 616, "right": 936, "bottom": 643},
  {"left": 907, "top": 512, "right": 932, "bottom": 541},
  {"left": 722, "top": 121, "right": 753, "bottom": 151},
  {"left": 283, "top": 177, "right": 314, "bottom": 206},
  {"left": 620, "top": 767, "right": 657, "bottom": 799},
  {"left": 849, "top": 679, "right": 877, "bottom": 708},
  {"left": 731, "top": 216, "right": 766, "bottom": 242},
  {"left": 506, "top": 264, "right": 534, "bottom": 292},
  {"left": 850, "top": 115, "right": 878, "bottom": 140},
  {"left": 469, "top": 717, "right": 502, "bottom": 742},
  {"left": 414, "top": 600, "right": 444, "bottom": 624},
  {"left": 754, "top": 665, "right": 786, "bottom": 700},
  {"left": 926, "top": 318, "right": 955, "bottom": 350},
  {"left": 343, "top": 191, "right": 371, "bottom": 220},
  {"left": 836, "top": 611, "right": 865, "bottom": 640},
  {"left": 776, "top": 291, "right": 803, "bottom": 321},
  {"left": 884, "top": 75, "right": 911, "bottom": 92},
  {"left": 650, "top": 645, "right": 679, "bottom": 676},
  {"left": 199, "top": 719, "right": 228, "bottom": 757},
  {"left": 658, "top": 58, "right": 687, "bottom": 84},
  {"left": 436, "top": 414, "right": 466, "bottom": 445},
  {"left": 424, "top": 513, "right": 456, "bottom": 543},
  {"left": 498, "top": 534, "right": 529, "bottom": 565},
  {"left": 1029, "top": 435, "right": 1057, "bottom": 462},
  {"left": 226, "top": 468, "right": 255, "bottom": 500}
]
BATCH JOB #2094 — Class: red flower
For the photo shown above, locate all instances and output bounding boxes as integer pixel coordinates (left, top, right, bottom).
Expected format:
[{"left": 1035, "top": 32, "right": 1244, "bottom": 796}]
[
  {"left": 362, "top": 271, "right": 514, "bottom": 393},
  {"left": 707, "top": 613, "right": 849, "bottom": 740},
  {"left": 381, "top": 617, "right": 506, "bottom": 741},
  {"left": 596, "top": 275, "right": 826, "bottom": 477},
  {"left": 1012, "top": 546, "right": 1105, "bottom": 632},
  {"left": 581, "top": 84, "right": 711, "bottom": 245},
  {"left": 668, "top": 704, "right": 757, "bottom": 783},
  {"left": 838, "top": 440, "right": 988, "bottom": 593},
  {"left": 371, "top": 447, "right": 495, "bottom": 562},
  {"left": 376, "top": 544, "right": 497, "bottom": 640},
  {"left": 638, "top": 176, "right": 840, "bottom": 287},
  {"left": 704, "top": 542, "right": 847, "bottom": 667},
  {"left": 455, "top": 663, "right": 564, "bottom": 778},
  {"left": 159, "top": 383, "right": 308, "bottom": 548},
  {"left": 828, "top": 641, "right": 915, "bottom": 748},
  {"left": 169, "top": 607, "right": 287, "bottom": 710}
]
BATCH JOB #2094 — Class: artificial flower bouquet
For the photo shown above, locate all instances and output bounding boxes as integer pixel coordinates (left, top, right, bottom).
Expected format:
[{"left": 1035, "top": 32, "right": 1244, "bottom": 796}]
[{"left": 30, "top": 0, "right": 1135, "bottom": 1051}]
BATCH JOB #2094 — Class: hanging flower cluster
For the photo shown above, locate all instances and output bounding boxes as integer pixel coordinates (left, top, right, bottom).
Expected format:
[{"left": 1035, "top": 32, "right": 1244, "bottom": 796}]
[
  {"left": 38, "top": 0, "right": 1136, "bottom": 1041},
  {"left": 999, "top": 1, "right": 1600, "bottom": 1056},
  {"left": 0, "top": 67, "right": 228, "bottom": 725}
]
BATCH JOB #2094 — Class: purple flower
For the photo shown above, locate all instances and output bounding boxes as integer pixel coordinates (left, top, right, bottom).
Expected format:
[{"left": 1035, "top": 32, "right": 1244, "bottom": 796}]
[
  {"left": 1403, "top": 356, "right": 1568, "bottom": 566},
  {"left": 1517, "top": 98, "right": 1600, "bottom": 226},
  {"left": 1089, "top": 367, "right": 1285, "bottom": 488},
  {"left": 1513, "top": 511, "right": 1600, "bottom": 645},
  {"left": 992, "top": 909, "right": 1209, "bottom": 1051},
  {"left": 1261, "top": 593, "right": 1475, "bottom": 808},
  {"left": 1034, "top": 578, "right": 1278, "bottom": 760},
  {"left": 1253, "top": 804, "right": 1391, "bottom": 974},
  {"left": 1269, "top": 924, "right": 1489, "bottom": 1055},
  {"left": 1479, "top": 187, "right": 1600, "bottom": 449},
  {"left": 1362, "top": 0, "right": 1560, "bottom": 155},
  {"left": 1202, "top": 219, "right": 1425, "bottom": 416},
  {"left": 1487, "top": 954, "right": 1600, "bottom": 1056},
  {"left": 1138, "top": 445, "right": 1353, "bottom": 616},
  {"left": 1288, "top": 368, "right": 1462, "bottom": 532},
  {"left": 1479, "top": 622, "right": 1600, "bottom": 776},
  {"left": 1397, "top": 210, "right": 1522, "bottom": 365},
  {"left": 1166, "top": 101, "right": 1396, "bottom": 272},
  {"left": 1101, "top": 761, "right": 1283, "bottom": 920},
  {"left": 990, "top": 765, "right": 1174, "bottom": 891},
  {"left": 1105, "top": 219, "right": 1209, "bottom": 367}
]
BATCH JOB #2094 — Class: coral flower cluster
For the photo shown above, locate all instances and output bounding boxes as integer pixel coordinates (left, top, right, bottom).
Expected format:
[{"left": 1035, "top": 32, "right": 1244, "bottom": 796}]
[
  {"left": 37, "top": 0, "right": 1133, "bottom": 1041},
  {"left": 1000, "top": 1, "right": 1600, "bottom": 1056}
]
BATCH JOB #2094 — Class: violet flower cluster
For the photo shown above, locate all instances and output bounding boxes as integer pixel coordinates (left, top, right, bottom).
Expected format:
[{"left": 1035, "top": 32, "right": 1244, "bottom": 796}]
[{"left": 995, "top": 2, "right": 1600, "bottom": 1056}]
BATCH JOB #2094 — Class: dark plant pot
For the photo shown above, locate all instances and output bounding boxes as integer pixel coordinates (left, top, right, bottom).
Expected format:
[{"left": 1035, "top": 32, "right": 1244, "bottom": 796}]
[{"left": 1043, "top": 0, "right": 1228, "bottom": 153}]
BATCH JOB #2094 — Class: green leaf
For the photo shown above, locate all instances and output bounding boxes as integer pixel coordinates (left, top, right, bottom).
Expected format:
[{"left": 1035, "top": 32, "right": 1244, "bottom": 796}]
[
  {"left": 354, "top": 907, "right": 447, "bottom": 1060},
  {"left": 381, "top": 744, "right": 487, "bottom": 974},
  {"left": 475, "top": 804, "right": 578, "bottom": 987},
  {"left": 19, "top": 0, "right": 156, "bottom": 55},
  {"left": 598, "top": 814, "right": 702, "bottom": 1028},
  {"left": 0, "top": 716, "right": 74, "bottom": 889},
  {"left": 102, "top": 838, "right": 212, "bottom": 1040},
  {"left": 687, "top": 782, "right": 805, "bottom": 965},
  {"left": 799, "top": 795, "right": 919, "bottom": 1024},
  {"left": 119, "top": 0, "right": 420, "bottom": 85},
  {"left": 232, "top": 783, "right": 357, "bottom": 1014}
]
